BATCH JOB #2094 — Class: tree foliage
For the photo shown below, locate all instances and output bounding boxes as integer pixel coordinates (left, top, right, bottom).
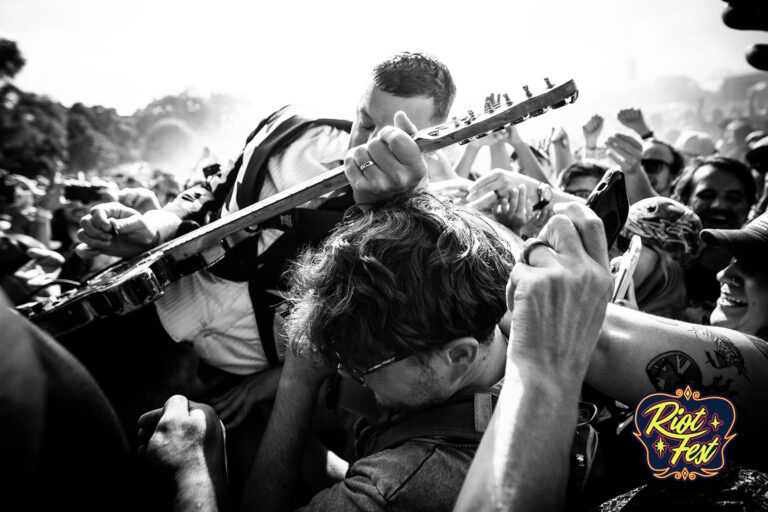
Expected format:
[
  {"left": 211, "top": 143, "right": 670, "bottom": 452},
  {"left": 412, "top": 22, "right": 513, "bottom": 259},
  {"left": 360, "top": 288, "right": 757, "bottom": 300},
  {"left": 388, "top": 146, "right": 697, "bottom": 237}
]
[{"left": 0, "top": 39, "right": 25, "bottom": 79}]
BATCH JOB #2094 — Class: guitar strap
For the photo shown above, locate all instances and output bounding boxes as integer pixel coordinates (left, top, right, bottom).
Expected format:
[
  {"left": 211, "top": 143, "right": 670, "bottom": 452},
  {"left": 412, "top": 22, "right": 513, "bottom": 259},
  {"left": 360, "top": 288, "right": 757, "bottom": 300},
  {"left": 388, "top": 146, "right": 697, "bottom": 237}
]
[{"left": 208, "top": 107, "right": 353, "bottom": 367}]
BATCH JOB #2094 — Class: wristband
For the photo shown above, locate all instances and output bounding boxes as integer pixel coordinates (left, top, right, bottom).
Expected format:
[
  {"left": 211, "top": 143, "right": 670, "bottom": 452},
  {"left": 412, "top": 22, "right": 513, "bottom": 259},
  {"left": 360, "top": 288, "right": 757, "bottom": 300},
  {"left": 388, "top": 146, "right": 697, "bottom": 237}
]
[{"left": 640, "top": 131, "right": 654, "bottom": 140}]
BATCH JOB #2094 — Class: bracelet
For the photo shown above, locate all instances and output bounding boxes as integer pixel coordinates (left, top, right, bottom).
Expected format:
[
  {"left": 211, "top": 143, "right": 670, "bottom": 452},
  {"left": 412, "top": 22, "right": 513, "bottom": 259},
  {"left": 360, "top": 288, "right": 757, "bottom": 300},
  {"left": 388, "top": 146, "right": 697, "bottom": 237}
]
[{"left": 640, "top": 131, "right": 654, "bottom": 140}]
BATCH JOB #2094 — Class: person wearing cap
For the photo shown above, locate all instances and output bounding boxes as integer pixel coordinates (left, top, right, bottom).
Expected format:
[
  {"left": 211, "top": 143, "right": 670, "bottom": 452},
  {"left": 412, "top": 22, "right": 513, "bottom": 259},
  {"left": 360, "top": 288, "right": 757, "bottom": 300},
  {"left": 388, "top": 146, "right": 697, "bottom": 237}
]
[
  {"left": 703, "top": 212, "right": 768, "bottom": 339},
  {"left": 674, "top": 130, "right": 717, "bottom": 163},
  {"left": 640, "top": 139, "right": 685, "bottom": 197}
]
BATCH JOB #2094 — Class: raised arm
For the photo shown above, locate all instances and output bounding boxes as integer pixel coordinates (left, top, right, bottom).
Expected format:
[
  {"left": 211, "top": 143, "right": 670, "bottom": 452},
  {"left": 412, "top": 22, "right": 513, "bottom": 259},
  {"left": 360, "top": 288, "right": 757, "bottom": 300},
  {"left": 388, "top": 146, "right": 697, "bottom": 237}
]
[{"left": 455, "top": 203, "right": 613, "bottom": 512}]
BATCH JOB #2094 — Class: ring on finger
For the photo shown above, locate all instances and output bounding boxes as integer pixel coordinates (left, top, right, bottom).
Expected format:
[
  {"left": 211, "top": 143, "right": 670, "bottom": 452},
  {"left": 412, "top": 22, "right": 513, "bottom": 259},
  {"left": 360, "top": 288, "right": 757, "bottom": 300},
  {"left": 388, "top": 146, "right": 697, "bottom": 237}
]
[
  {"left": 359, "top": 160, "right": 375, "bottom": 172},
  {"left": 520, "top": 237, "right": 550, "bottom": 266}
]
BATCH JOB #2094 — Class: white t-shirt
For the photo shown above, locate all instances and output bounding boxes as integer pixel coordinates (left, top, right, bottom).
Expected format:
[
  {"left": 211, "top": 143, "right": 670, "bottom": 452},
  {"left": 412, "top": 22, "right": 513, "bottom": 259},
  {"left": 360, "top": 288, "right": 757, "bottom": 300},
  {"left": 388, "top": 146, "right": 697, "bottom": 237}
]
[{"left": 155, "top": 109, "right": 350, "bottom": 375}]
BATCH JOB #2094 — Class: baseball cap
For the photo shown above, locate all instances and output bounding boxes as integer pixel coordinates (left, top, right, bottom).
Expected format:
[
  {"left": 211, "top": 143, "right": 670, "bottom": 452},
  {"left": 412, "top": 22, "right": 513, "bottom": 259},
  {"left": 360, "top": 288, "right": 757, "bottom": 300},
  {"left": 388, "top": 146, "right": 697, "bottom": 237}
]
[
  {"left": 674, "top": 130, "right": 716, "bottom": 158},
  {"left": 700, "top": 212, "right": 768, "bottom": 274}
]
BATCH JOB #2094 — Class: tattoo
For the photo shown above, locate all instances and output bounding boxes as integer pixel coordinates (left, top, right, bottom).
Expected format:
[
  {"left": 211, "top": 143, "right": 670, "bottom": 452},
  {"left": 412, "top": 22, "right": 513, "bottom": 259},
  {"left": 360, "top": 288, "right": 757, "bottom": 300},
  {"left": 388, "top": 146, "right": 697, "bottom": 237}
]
[
  {"left": 746, "top": 334, "right": 768, "bottom": 363},
  {"left": 690, "top": 326, "right": 750, "bottom": 381},
  {"left": 646, "top": 351, "right": 703, "bottom": 392},
  {"left": 645, "top": 351, "right": 737, "bottom": 399}
]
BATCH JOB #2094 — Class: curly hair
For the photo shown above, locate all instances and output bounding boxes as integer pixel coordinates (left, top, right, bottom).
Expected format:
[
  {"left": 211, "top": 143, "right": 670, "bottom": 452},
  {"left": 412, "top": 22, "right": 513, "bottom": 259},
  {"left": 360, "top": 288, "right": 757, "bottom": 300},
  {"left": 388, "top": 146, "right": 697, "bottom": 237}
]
[
  {"left": 285, "top": 193, "right": 514, "bottom": 372},
  {"left": 672, "top": 155, "right": 757, "bottom": 207},
  {"left": 372, "top": 51, "right": 456, "bottom": 124}
]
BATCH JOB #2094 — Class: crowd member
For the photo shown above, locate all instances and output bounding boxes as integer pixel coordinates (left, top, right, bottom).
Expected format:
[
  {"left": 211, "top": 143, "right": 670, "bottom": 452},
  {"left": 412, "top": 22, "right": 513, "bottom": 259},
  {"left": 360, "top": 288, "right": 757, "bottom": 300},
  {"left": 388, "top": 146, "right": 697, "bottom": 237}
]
[
  {"left": 0, "top": 289, "right": 132, "bottom": 512},
  {"left": 672, "top": 155, "right": 756, "bottom": 319},
  {"left": 557, "top": 161, "right": 609, "bottom": 199},
  {"left": 674, "top": 129, "right": 717, "bottom": 163},
  {"left": 614, "top": 197, "right": 702, "bottom": 319},
  {"left": 704, "top": 212, "right": 768, "bottom": 339},
  {"left": 718, "top": 118, "right": 755, "bottom": 162}
]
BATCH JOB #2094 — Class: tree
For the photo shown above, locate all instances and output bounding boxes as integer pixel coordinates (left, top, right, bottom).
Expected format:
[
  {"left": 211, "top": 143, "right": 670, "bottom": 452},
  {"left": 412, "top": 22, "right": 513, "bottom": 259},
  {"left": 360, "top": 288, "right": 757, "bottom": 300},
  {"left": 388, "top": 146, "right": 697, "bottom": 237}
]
[
  {"left": 0, "top": 39, "right": 25, "bottom": 79},
  {"left": 0, "top": 91, "right": 68, "bottom": 178}
]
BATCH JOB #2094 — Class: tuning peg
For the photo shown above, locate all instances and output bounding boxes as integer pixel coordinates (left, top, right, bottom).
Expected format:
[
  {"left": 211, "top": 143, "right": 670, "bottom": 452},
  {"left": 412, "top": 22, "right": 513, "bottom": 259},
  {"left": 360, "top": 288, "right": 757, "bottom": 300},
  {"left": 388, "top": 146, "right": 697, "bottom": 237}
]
[
  {"left": 452, "top": 116, "right": 461, "bottom": 128},
  {"left": 483, "top": 98, "right": 494, "bottom": 114},
  {"left": 503, "top": 93, "right": 513, "bottom": 106},
  {"left": 523, "top": 85, "right": 533, "bottom": 99},
  {"left": 544, "top": 78, "right": 554, "bottom": 89}
]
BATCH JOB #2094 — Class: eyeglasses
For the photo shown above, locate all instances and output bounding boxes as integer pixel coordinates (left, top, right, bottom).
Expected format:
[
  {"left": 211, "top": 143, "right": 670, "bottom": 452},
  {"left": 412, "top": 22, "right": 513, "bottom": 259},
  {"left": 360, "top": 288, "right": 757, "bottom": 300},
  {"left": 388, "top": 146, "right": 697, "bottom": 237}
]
[
  {"left": 333, "top": 350, "right": 413, "bottom": 386},
  {"left": 641, "top": 159, "right": 671, "bottom": 175}
]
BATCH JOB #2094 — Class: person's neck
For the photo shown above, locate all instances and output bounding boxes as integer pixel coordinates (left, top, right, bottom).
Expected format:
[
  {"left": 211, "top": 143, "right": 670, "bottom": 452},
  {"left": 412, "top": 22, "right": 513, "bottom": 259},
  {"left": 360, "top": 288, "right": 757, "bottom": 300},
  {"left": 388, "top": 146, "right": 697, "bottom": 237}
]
[{"left": 462, "top": 328, "right": 508, "bottom": 389}]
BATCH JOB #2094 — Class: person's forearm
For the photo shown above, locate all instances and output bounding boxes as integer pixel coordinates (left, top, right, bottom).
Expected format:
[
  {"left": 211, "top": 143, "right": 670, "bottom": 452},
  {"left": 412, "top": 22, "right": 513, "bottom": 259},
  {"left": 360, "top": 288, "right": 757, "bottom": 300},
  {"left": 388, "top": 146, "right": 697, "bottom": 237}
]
[
  {"left": 511, "top": 141, "right": 550, "bottom": 184},
  {"left": 174, "top": 466, "right": 219, "bottom": 512},
  {"left": 239, "top": 372, "right": 321, "bottom": 512},
  {"left": 550, "top": 142, "right": 574, "bottom": 176},
  {"left": 489, "top": 143, "right": 512, "bottom": 172},
  {"left": 623, "top": 167, "right": 658, "bottom": 204},
  {"left": 454, "top": 365, "right": 581, "bottom": 512},
  {"left": 589, "top": 305, "right": 768, "bottom": 429},
  {"left": 454, "top": 145, "right": 482, "bottom": 178}
]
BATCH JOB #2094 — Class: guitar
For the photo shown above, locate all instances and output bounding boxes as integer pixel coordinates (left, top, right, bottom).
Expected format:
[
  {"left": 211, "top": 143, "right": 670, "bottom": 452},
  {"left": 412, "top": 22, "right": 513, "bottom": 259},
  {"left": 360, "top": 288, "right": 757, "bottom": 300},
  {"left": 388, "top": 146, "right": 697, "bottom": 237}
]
[{"left": 18, "top": 80, "right": 579, "bottom": 337}]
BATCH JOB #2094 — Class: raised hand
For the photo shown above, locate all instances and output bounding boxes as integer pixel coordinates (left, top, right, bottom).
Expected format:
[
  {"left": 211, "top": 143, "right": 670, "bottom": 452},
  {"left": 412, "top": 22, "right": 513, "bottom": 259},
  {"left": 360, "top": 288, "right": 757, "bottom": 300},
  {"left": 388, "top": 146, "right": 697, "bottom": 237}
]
[
  {"left": 617, "top": 108, "right": 652, "bottom": 138},
  {"left": 507, "top": 203, "right": 613, "bottom": 381},
  {"left": 582, "top": 115, "right": 604, "bottom": 148},
  {"left": 605, "top": 133, "right": 643, "bottom": 174}
]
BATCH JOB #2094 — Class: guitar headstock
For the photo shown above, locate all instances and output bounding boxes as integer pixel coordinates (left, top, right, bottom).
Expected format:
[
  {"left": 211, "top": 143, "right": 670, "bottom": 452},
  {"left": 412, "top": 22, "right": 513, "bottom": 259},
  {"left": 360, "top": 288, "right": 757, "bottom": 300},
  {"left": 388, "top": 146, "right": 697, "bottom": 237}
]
[{"left": 413, "top": 78, "right": 578, "bottom": 153}]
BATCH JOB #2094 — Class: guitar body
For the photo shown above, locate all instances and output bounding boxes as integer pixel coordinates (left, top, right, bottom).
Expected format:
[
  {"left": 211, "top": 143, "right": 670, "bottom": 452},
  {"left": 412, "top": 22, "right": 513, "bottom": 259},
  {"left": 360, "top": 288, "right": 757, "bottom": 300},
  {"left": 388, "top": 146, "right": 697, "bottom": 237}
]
[
  {"left": 24, "top": 242, "right": 224, "bottom": 337},
  {"left": 19, "top": 80, "right": 579, "bottom": 337}
]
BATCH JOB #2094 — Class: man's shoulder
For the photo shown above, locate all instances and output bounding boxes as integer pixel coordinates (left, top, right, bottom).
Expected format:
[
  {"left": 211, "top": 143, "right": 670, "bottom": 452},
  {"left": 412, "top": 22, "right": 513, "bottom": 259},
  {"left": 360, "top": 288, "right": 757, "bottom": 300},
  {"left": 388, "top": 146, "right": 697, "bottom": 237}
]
[
  {"left": 301, "top": 438, "right": 476, "bottom": 512},
  {"left": 356, "top": 437, "right": 476, "bottom": 490}
]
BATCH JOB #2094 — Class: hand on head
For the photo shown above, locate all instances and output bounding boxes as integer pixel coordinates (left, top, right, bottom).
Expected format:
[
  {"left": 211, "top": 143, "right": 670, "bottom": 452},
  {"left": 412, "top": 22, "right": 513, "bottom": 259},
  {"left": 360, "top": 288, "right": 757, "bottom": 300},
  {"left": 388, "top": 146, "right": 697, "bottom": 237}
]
[{"left": 507, "top": 203, "right": 613, "bottom": 382}]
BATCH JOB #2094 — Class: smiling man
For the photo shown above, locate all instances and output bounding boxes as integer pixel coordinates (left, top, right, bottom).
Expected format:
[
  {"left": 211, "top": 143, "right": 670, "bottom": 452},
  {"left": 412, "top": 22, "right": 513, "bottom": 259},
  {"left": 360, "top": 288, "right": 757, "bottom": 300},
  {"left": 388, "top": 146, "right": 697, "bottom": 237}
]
[{"left": 704, "top": 212, "right": 768, "bottom": 339}]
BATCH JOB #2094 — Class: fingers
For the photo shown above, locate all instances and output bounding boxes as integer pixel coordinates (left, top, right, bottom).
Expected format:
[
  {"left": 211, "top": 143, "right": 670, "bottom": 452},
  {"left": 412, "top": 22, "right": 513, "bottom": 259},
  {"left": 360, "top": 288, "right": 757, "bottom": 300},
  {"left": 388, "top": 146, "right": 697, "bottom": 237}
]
[
  {"left": 26, "top": 247, "right": 65, "bottom": 265},
  {"left": 393, "top": 111, "right": 418, "bottom": 137},
  {"left": 379, "top": 122, "right": 423, "bottom": 168},
  {"left": 465, "top": 170, "right": 511, "bottom": 202},
  {"left": 74, "top": 242, "right": 103, "bottom": 260},
  {"left": 553, "top": 203, "right": 610, "bottom": 269},
  {"left": 161, "top": 394, "right": 191, "bottom": 421}
]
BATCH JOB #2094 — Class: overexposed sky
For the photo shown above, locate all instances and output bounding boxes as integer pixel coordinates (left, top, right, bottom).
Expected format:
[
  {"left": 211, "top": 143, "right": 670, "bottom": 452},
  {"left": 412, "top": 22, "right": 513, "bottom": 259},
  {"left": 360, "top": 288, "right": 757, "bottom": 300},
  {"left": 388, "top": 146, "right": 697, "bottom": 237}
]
[{"left": 1, "top": 0, "right": 765, "bottom": 145}]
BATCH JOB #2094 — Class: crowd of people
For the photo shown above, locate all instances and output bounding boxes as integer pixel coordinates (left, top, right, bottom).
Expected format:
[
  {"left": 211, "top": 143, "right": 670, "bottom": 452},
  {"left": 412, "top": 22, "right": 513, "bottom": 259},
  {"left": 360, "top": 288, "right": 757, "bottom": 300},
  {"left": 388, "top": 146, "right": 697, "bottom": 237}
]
[{"left": 2, "top": 50, "right": 768, "bottom": 511}]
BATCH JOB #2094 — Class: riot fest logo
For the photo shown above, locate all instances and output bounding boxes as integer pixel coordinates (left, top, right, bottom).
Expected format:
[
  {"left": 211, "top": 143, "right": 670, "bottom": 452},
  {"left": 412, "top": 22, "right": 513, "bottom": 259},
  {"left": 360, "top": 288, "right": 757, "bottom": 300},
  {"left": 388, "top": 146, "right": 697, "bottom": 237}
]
[{"left": 633, "top": 386, "right": 736, "bottom": 480}]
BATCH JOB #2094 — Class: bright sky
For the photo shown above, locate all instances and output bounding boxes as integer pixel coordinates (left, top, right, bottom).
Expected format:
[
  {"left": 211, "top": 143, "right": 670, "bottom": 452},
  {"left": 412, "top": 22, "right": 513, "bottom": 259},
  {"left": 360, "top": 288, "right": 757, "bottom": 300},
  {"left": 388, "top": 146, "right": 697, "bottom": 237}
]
[{"left": 1, "top": 0, "right": 765, "bottom": 151}]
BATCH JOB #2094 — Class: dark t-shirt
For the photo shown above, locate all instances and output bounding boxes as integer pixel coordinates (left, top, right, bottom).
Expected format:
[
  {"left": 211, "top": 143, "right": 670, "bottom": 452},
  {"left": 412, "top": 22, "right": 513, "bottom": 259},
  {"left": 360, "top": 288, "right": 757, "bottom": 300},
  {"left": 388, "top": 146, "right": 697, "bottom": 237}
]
[{"left": 299, "top": 438, "right": 476, "bottom": 512}]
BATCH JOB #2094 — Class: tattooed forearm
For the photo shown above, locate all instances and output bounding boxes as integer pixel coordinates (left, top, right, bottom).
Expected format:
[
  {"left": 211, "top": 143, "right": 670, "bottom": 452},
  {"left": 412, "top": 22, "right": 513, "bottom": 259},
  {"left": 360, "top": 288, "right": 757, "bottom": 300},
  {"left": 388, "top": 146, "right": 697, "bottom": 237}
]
[
  {"left": 689, "top": 326, "right": 749, "bottom": 380},
  {"left": 746, "top": 334, "right": 768, "bottom": 363}
]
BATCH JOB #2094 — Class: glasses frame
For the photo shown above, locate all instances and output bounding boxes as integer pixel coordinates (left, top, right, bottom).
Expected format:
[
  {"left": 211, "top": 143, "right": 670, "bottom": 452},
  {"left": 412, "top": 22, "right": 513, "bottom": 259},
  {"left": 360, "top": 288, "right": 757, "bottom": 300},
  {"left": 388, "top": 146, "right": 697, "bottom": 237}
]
[{"left": 333, "top": 350, "right": 413, "bottom": 386}]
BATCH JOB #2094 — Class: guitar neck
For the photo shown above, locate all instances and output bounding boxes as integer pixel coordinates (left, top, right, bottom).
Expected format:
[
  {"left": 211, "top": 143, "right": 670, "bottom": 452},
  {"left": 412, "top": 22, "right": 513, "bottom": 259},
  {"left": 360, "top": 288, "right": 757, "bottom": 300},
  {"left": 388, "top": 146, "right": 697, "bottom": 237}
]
[
  {"left": 164, "top": 163, "right": 349, "bottom": 260},
  {"left": 161, "top": 79, "right": 578, "bottom": 261}
]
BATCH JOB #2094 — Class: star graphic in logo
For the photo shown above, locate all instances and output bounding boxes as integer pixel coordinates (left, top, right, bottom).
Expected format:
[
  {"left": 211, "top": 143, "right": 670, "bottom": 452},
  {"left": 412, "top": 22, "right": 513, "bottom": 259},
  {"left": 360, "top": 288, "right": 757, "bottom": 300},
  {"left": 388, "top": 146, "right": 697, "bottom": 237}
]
[
  {"left": 709, "top": 414, "right": 723, "bottom": 431},
  {"left": 653, "top": 436, "right": 668, "bottom": 457}
]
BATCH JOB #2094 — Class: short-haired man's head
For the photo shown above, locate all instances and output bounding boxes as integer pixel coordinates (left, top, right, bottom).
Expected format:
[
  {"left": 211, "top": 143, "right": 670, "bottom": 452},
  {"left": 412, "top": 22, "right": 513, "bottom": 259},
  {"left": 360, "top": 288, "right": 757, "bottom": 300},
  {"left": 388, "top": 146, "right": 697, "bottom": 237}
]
[
  {"left": 558, "top": 162, "right": 608, "bottom": 191},
  {"left": 672, "top": 155, "right": 757, "bottom": 207},
  {"left": 372, "top": 51, "right": 456, "bottom": 123},
  {"left": 647, "top": 138, "right": 685, "bottom": 178},
  {"left": 286, "top": 193, "right": 513, "bottom": 373}
]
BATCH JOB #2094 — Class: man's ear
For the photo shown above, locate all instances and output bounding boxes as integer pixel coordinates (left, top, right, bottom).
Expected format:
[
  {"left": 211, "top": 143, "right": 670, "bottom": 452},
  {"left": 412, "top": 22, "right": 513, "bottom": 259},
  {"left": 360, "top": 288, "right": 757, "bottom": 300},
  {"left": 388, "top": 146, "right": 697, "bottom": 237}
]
[{"left": 435, "top": 337, "right": 480, "bottom": 381}]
